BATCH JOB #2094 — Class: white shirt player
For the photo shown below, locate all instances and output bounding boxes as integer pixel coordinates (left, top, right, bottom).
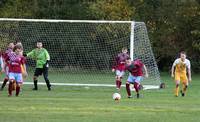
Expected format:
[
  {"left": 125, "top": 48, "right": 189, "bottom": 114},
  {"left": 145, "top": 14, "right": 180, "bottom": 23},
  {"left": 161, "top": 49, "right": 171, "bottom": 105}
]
[{"left": 172, "top": 58, "right": 190, "bottom": 73}]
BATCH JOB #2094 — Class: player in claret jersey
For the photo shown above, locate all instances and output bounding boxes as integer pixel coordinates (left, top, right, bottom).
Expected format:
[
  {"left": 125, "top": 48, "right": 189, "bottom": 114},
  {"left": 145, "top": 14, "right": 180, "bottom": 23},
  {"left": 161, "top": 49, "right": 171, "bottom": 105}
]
[
  {"left": 125, "top": 58, "right": 148, "bottom": 98},
  {"left": 6, "top": 44, "right": 27, "bottom": 97},
  {"left": 0, "top": 48, "right": 4, "bottom": 76},
  {"left": 112, "top": 47, "right": 129, "bottom": 90},
  {"left": 0, "top": 42, "right": 15, "bottom": 91}
]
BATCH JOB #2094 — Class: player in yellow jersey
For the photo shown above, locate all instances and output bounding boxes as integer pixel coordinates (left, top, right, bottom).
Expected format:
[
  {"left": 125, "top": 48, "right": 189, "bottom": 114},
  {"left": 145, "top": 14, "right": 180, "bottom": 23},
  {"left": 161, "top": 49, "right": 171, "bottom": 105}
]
[{"left": 171, "top": 51, "right": 191, "bottom": 97}]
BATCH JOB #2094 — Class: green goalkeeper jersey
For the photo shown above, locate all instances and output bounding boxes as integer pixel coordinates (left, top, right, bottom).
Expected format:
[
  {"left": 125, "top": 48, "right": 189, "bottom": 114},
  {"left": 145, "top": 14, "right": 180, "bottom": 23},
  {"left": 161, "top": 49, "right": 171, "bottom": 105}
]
[{"left": 27, "top": 48, "right": 50, "bottom": 68}]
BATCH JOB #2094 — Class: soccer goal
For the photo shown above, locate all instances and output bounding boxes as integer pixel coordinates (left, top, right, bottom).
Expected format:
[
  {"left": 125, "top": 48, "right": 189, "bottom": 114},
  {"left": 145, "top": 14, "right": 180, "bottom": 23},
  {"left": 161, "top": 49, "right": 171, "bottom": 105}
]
[{"left": 0, "top": 18, "right": 161, "bottom": 89}]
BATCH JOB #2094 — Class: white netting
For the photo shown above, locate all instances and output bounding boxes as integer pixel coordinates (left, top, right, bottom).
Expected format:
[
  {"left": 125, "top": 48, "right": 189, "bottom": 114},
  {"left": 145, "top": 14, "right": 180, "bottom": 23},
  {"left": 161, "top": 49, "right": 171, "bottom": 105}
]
[{"left": 0, "top": 19, "right": 160, "bottom": 86}]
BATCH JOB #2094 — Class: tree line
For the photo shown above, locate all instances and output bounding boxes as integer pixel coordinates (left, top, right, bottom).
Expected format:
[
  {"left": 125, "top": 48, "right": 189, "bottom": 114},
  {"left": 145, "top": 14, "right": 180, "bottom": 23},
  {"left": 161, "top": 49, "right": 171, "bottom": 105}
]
[{"left": 0, "top": 0, "right": 200, "bottom": 72}]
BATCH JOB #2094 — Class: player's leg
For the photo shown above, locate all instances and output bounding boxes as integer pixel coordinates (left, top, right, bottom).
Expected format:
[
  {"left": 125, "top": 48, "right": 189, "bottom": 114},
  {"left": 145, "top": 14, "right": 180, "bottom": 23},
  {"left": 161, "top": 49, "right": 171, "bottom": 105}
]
[
  {"left": 180, "top": 75, "right": 188, "bottom": 97},
  {"left": 15, "top": 73, "right": 23, "bottom": 96},
  {"left": 43, "top": 67, "right": 51, "bottom": 91},
  {"left": 8, "top": 73, "right": 15, "bottom": 96},
  {"left": 126, "top": 75, "right": 134, "bottom": 98},
  {"left": 12, "top": 80, "right": 16, "bottom": 91},
  {"left": 33, "top": 68, "right": 41, "bottom": 90},
  {"left": 175, "top": 81, "right": 180, "bottom": 97},
  {"left": 174, "top": 73, "right": 180, "bottom": 97},
  {"left": 115, "top": 70, "right": 124, "bottom": 90},
  {"left": 134, "top": 76, "right": 143, "bottom": 98},
  {"left": 0, "top": 77, "right": 9, "bottom": 90},
  {"left": 0, "top": 67, "right": 9, "bottom": 90},
  {"left": 33, "top": 76, "right": 38, "bottom": 90}
]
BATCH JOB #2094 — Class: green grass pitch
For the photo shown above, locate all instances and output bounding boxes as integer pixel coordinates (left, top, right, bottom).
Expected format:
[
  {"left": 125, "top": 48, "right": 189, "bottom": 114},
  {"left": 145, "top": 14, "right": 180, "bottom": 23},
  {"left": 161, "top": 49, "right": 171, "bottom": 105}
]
[{"left": 0, "top": 73, "right": 200, "bottom": 122}]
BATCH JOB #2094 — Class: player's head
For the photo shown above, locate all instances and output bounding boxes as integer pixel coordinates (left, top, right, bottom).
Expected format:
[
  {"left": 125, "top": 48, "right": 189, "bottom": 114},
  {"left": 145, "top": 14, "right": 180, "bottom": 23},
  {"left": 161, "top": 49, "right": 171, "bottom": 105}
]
[
  {"left": 8, "top": 42, "right": 14, "bottom": 49},
  {"left": 122, "top": 47, "right": 128, "bottom": 54},
  {"left": 15, "top": 42, "right": 23, "bottom": 50},
  {"left": 13, "top": 44, "right": 23, "bottom": 55},
  {"left": 37, "top": 41, "right": 43, "bottom": 49},
  {"left": 126, "top": 57, "right": 132, "bottom": 65},
  {"left": 180, "top": 51, "right": 186, "bottom": 61}
]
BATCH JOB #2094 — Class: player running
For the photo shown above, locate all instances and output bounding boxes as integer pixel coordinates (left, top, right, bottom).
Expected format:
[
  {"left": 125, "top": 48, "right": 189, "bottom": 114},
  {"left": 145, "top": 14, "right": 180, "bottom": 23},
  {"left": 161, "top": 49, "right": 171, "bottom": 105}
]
[
  {"left": 0, "top": 42, "right": 15, "bottom": 91},
  {"left": 0, "top": 48, "right": 4, "bottom": 75},
  {"left": 112, "top": 47, "right": 129, "bottom": 90},
  {"left": 25, "top": 41, "right": 51, "bottom": 91},
  {"left": 6, "top": 44, "right": 27, "bottom": 96},
  {"left": 171, "top": 51, "right": 191, "bottom": 97},
  {"left": 125, "top": 58, "right": 148, "bottom": 98}
]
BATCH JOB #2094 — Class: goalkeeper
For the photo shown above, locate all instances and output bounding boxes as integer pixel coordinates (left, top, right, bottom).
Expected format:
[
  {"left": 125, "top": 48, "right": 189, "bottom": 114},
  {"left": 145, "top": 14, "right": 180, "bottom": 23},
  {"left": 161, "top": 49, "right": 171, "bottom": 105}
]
[{"left": 25, "top": 41, "right": 51, "bottom": 91}]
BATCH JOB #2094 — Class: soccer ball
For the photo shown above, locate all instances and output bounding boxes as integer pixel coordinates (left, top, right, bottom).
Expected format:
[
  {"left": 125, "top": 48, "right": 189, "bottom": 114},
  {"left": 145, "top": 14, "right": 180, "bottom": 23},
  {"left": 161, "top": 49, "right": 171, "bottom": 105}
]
[{"left": 112, "top": 93, "right": 121, "bottom": 100}]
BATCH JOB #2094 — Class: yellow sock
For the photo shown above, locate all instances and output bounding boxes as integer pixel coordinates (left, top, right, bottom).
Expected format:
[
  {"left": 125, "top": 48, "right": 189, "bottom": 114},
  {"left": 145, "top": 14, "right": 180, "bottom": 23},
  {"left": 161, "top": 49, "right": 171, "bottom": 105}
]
[{"left": 175, "top": 86, "right": 179, "bottom": 96}]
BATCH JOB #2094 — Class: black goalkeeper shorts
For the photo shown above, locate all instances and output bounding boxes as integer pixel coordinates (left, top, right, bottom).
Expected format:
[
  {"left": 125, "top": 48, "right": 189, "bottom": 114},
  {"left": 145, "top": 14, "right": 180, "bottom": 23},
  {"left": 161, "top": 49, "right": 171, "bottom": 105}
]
[{"left": 34, "top": 67, "right": 48, "bottom": 77}]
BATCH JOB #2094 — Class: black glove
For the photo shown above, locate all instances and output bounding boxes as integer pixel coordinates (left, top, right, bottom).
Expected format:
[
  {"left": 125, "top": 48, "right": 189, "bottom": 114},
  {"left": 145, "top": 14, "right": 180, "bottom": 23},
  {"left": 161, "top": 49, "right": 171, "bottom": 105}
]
[
  {"left": 23, "top": 53, "right": 27, "bottom": 57},
  {"left": 44, "top": 60, "right": 49, "bottom": 68}
]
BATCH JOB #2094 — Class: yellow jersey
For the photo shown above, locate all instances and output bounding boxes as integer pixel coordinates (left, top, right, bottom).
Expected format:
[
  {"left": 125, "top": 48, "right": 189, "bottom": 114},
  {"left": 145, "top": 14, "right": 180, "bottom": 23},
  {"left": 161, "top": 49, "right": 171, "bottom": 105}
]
[{"left": 173, "top": 58, "right": 190, "bottom": 74}]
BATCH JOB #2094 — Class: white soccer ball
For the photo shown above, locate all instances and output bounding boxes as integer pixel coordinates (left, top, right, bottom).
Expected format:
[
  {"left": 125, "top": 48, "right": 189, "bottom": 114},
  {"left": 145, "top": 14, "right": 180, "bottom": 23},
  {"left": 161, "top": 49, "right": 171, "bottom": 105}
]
[{"left": 112, "top": 93, "right": 121, "bottom": 100}]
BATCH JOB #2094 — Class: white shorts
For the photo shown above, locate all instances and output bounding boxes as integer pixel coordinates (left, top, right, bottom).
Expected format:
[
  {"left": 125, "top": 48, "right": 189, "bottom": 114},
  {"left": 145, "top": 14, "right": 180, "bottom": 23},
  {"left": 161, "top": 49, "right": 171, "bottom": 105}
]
[
  {"left": 116, "top": 70, "right": 125, "bottom": 78},
  {"left": 9, "top": 72, "right": 23, "bottom": 83}
]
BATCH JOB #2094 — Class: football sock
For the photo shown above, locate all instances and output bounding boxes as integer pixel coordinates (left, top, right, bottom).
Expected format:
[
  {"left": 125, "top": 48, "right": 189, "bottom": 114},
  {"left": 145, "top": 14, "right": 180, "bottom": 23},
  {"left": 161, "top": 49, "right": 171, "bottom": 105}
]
[
  {"left": 45, "top": 79, "right": 51, "bottom": 90},
  {"left": 175, "top": 85, "right": 179, "bottom": 96},
  {"left": 8, "top": 82, "right": 13, "bottom": 96},
  {"left": 126, "top": 83, "right": 131, "bottom": 96},
  {"left": 12, "top": 81, "right": 16, "bottom": 90},
  {"left": 1, "top": 78, "right": 9, "bottom": 90},
  {"left": 134, "top": 82, "right": 139, "bottom": 93},
  {"left": 116, "top": 80, "right": 120, "bottom": 89},
  {"left": 182, "top": 84, "right": 187, "bottom": 94},
  {"left": 16, "top": 86, "right": 20, "bottom": 96},
  {"left": 33, "top": 80, "right": 38, "bottom": 90},
  {"left": 118, "top": 81, "right": 122, "bottom": 89}
]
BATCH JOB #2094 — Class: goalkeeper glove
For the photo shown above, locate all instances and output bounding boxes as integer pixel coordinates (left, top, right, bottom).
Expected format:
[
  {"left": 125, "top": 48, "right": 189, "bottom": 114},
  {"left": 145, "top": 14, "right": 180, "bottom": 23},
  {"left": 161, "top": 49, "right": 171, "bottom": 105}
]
[
  {"left": 23, "top": 53, "right": 27, "bottom": 57},
  {"left": 44, "top": 60, "right": 49, "bottom": 68}
]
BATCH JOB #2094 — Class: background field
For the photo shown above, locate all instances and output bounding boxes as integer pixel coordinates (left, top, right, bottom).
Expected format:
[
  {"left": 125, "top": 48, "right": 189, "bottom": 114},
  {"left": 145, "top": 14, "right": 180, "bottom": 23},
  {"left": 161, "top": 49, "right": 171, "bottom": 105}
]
[{"left": 0, "top": 73, "right": 200, "bottom": 122}]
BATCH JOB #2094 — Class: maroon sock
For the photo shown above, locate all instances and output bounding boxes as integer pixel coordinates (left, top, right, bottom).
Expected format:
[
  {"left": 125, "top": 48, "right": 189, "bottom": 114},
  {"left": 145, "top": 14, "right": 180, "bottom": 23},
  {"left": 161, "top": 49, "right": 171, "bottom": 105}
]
[
  {"left": 8, "top": 82, "right": 13, "bottom": 96},
  {"left": 16, "top": 86, "right": 20, "bottom": 96},
  {"left": 116, "top": 80, "right": 120, "bottom": 88},
  {"left": 134, "top": 82, "right": 139, "bottom": 93},
  {"left": 118, "top": 81, "right": 122, "bottom": 89},
  {"left": 126, "top": 83, "right": 131, "bottom": 96}
]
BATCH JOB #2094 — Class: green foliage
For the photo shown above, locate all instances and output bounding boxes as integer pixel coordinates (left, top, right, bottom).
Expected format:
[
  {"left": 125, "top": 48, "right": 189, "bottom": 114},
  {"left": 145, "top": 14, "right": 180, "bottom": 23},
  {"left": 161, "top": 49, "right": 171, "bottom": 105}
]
[
  {"left": 0, "top": 0, "right": 200, "bottom": 72},
  {"left": 87, "top": 0, "right": 135, "bottom": 20}
]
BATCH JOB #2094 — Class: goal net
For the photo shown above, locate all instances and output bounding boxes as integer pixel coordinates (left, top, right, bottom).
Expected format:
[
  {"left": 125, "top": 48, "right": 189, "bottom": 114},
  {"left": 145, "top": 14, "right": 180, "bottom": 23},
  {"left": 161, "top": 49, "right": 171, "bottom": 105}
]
[{"left": 0, "top": 18, "right": 161, "bottom": 89}]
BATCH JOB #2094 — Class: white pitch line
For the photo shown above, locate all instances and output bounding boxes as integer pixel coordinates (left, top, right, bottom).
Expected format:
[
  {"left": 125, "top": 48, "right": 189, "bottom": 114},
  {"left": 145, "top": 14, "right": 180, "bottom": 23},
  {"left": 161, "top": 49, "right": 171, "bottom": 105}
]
[{"left": 0, "top": 82, "right": 159, "bottom": 90}]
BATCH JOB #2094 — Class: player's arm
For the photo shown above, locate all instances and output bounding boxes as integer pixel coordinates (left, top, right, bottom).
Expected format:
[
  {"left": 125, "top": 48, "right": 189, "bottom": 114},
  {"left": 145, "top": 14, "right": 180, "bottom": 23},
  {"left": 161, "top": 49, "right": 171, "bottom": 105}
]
[
  {"left": 143, "top": 64, "right": 148, "bottom": 78},
  {"left": 21, "top": 58, "right": 28, "bottom": 78},
  {"left": 44, "top": 49, "right": 50, "bottom": 67},
  {"left": 112, "top": 56, "right": 118, "bottom": 72},
  {"left": 0, "top": 56, "right": 4, "bottom": 72},
  {"left": 187, "top": 60, "right": 192, "bottom": 82},
  {"left": 171, "top": 60, "right": 177, "bottom": 78},
  {"left": 2, "top": 55, "right": 9, "bottom": 72},
  {"left": 44, "top": 49, "right": 50, "bottom": 61},
  {"left": 26, "top": 49, "right": 35, "bottom": 59}
]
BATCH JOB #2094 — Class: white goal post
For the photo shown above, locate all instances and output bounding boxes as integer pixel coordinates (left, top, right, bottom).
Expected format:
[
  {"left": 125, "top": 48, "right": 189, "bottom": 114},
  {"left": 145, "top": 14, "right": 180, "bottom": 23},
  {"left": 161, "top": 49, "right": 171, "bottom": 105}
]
[{"left": 0, "top": 18, "right": 161, "bottom": 89}]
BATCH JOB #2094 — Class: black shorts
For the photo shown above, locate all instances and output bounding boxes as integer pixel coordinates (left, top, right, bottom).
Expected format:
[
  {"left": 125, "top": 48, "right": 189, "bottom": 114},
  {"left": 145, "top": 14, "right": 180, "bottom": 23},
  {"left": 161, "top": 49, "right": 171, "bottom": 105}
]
[{"left": 34, "top": 67, "right": 48, "bottom": 77}]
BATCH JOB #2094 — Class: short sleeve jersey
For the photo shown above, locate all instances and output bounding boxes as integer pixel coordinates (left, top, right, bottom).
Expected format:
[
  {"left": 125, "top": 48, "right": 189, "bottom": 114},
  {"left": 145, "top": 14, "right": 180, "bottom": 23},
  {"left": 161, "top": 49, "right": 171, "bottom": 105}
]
[
  {"left": 113, "top": 53, "right": 129, "bottom": 71},
  {"left": 173, "top": 58, "right": 190, "bottom": 74},
  {"left": 126, "top": 59, "right": 144, "bottom": 76},
  {"left": 6, "top": 52, "right": 25, "bottom": 73}
]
